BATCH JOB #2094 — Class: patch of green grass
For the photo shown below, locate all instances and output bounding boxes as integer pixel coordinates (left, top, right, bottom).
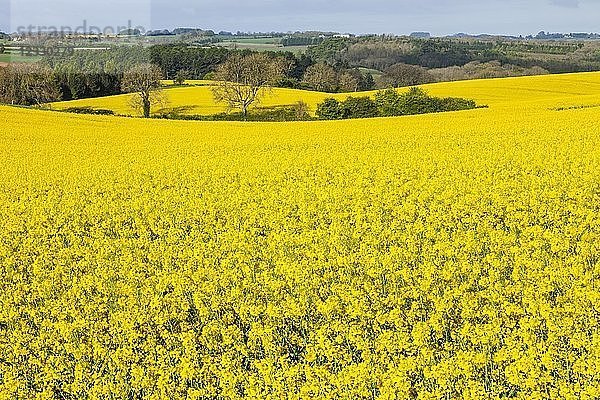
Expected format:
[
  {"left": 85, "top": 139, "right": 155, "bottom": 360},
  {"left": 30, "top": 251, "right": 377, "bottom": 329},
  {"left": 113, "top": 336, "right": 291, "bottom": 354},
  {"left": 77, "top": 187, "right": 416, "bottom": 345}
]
[
  {"left": 0, "top": 53, "right": 42, "bottom": 63},
  {"left": 216, "top": 41, "right": 308, "bottom": 54},
  {"left": 223, "top": 37, "right": 282, "bottom": 45},
  {"left": 358, "top": 67, "right": 384, "bottom": 78}
]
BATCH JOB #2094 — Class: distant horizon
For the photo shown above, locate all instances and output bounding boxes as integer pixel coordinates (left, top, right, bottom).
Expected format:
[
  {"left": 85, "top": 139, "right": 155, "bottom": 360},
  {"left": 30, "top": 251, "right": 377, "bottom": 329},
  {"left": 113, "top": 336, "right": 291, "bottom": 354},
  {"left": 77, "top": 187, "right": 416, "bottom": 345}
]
[
  {"left": 3, "top": 0, "right": 600, "bottom": 38},
  {"left": 4, "top": 22, "right": 600, "bottom": 39}
]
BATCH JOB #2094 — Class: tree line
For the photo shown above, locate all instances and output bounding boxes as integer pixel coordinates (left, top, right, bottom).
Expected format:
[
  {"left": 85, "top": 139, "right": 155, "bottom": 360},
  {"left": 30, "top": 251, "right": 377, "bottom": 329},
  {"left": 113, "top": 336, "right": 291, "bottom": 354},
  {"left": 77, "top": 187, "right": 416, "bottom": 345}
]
[
  {"left": 316, "top": 87, "right": 480, "bottom": 120},
  {"left": 308, "top": 36, "right": 600, "bottom": 74},
  {"left": 0, "top": 61, "right": 165, "bottom": 118},
  {"left": 3, "top": 34, "right": 587, "bottom": 109},
  {"left": 0, "top": 44, "right": 377, "bottom": 107},
  {"left": 1, "top": 49, "right": 483, "bottom": 122}
]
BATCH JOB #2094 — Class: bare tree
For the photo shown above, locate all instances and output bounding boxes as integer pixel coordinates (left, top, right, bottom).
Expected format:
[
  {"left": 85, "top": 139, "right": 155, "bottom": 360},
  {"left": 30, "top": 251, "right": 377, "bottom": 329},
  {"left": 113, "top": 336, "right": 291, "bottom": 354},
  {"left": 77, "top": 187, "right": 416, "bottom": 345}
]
[
  {"left": 382, "top": 63, "right": 434, "bottom": 88},
  {"left": 174, "top": 70, "right": 189, "bottom": 86},
  {"left": 0, "top": 64, "right": 61, "bottom": 106},
  {"left": 302, "top": 63, "right": 338, "bottom": 92},
  {"left": 121, "top": 63, "right": 165, "bottom": 118},
  {"left": 211, "top": 53, "right": 284, "bottom": 120},
  {"left": 338, "top": 71, "right": 360, "bottom": 92}
]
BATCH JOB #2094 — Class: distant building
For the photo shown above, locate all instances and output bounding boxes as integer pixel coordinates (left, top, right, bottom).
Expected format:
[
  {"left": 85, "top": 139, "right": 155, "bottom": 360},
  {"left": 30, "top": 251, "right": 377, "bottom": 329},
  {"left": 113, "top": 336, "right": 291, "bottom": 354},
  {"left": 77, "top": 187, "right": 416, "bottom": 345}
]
[{"left": 410, "top": 32, "right": 431, "bottom": 39}]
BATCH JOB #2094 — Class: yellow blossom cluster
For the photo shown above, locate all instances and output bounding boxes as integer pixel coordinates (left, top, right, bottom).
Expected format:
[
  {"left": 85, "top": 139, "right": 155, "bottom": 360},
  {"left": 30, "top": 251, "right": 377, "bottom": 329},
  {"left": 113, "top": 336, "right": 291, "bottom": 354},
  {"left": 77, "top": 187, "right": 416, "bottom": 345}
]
[{"left": 2, "top": 72, "right": 600, "bottom": 398}]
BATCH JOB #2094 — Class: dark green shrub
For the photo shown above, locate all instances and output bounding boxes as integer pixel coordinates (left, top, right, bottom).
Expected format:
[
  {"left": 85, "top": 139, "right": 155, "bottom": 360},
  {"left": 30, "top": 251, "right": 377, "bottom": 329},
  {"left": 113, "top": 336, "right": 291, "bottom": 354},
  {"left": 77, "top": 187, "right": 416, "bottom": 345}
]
[
  {"left": 153, "top": 103, "right": 313, "bottom": 122},
  {"left": 396, "top": 87, "right": 435, "bottom": 115},
  {"left": 173, "top": 70, "right": 189, "bottom": 85},
  {"left": 249, "top": 104, "right": 312, "bottom": 122},
  {"left": 374, "top": 87, "right": 479, "bottom": 117},
  {"left": 374, "top": 88, "right": 402, "bottom": 117},
  {"left": 341, "top": 96, "right": 379, "bottom": 119},
  {"left": 436, "top": 97, "right": 477, "bottom": 111},
  {"left": 63, "top": 107, "right": 115, "bottom": 115},
  {"left": 316, "top": 98, "right": 345, "bottom": 120}
]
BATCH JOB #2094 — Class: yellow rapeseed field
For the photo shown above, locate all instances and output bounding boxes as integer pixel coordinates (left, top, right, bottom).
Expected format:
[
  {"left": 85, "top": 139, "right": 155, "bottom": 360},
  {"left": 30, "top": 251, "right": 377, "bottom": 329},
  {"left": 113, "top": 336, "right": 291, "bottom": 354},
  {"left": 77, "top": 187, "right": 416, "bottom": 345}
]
[
  {"left": 51, "top": 72, "right": 600, "bottom": 117},
  {"left": 50, "top": 84, "right": 346, "bottom": 116},
  {"left": 3, "top": 72, "right": 600, "bottom": 399}
]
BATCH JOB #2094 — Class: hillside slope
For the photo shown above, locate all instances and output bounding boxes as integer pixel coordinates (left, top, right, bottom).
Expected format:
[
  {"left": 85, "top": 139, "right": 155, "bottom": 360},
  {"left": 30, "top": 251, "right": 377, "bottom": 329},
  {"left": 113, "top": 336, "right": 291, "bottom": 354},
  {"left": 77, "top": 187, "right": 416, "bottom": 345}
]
[
  {"left": 3, "top": 73, "right": 600, "bottom": 398},
  {"left": 48, "top": 71, "right": 600, "bottom": 116}
]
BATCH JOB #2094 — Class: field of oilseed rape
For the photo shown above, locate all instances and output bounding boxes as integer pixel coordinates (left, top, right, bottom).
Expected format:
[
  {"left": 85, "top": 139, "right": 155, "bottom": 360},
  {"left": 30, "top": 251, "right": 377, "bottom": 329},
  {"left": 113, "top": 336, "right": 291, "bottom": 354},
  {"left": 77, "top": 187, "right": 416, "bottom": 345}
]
[
  {"left": 50, "top": 84, "right": 344, "bottom": 116},
  {"left": 3, "top": 71, "right": 600, "bottom": 399}
]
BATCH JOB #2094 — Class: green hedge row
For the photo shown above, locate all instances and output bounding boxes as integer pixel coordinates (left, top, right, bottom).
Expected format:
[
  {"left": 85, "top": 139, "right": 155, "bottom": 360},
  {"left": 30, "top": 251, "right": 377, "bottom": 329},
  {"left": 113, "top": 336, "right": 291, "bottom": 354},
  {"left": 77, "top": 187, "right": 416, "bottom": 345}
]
[{"left": 316, "top": 87, "right": 481, "bottom": 120}]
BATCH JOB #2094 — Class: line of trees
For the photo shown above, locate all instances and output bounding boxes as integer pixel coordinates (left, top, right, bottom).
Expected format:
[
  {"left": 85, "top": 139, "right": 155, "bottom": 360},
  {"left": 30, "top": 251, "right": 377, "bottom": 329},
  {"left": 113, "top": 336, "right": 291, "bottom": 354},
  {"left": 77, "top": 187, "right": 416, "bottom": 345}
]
[
  {"left": 7, "top": 39, "right": 536, "bottom": 110},
  {"left": 149, "top": 45, "right": 230, "bottom": 80},
  {"left": 301, "top": 63, "right": 375, "bottom": 92},
  {"left": 53, "top": 69, "right": 123, "bottom": 101},
  {"left": 0, "top": 49, "right": 483, "bottom": 122},
  {"left": 316, "top": 87, "right": 479, "bottom": 120},
  {"left": 3, "top": 33, "right": 594, "bottom": 110},
  {"left": 0, "top": 61, "right": 165, "bottom": 118},
  {"left": 148, "top": 44, "right": 376, "bottom": 93},
  {"left": 2, "top": 36, "right": 560, "bottom": 115},
  {"left": 0, "top": 64, "right": 61, "bottom": 105},
  {"left": 309, "top": 36, "right": 600, "bottom": 75},
  {"left": 0, "top": 54, "right": 479, "bottom": 121},
  {"left": 44, "top": 46, "right": 149, "bottom": 101},
  {"left": 281, "top": 36, "right": 324, "bottom": 47}
]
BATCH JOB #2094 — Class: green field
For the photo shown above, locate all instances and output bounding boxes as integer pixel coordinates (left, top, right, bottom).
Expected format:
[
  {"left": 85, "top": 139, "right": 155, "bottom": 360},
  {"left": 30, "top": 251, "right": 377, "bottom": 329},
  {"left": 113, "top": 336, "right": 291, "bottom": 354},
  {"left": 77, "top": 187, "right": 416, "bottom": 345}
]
[
  {"left": 222, "top": 37, "right": 282, "bottom": 45},
  {"left": 0, "top": 52, "right": 42, "bottom": 63},
  {"left": 218, "top": 37, "right": 309, "bottom": 54},
  {"left": 358, "top": 67, "right": 385, "bottom": 78}
]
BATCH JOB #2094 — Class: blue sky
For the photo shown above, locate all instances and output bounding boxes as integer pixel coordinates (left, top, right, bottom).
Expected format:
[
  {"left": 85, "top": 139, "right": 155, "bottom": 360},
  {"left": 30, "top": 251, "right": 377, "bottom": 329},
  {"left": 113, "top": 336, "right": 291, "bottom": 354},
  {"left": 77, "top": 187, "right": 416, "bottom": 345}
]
[{"left": 2, "top": 0, "right": 600, "bottom": 35}]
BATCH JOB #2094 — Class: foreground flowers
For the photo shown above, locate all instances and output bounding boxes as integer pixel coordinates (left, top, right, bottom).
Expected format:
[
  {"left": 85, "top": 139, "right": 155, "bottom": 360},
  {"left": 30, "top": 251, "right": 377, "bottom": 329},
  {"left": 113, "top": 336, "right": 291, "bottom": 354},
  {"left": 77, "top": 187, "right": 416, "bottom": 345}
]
[{"left": 2, "top": 72, "right": 600, "bottom": 399}]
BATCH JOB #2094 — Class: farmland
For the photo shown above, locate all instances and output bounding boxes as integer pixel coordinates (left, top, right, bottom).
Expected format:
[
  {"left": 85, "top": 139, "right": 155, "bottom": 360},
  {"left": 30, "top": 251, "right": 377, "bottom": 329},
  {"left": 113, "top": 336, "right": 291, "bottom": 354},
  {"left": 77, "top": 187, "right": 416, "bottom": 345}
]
[
  {"left": 0, "top": 52, "right": 42, "bottom": 64},
  {"left": 51, "top": 71, "right": 600, "bottom": 117},
  {"left": 51, "top": 83, "right": 344, "bottom": 116},
  {"left": 2, "top": 72, "right": 600, "bottom": 398}
]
